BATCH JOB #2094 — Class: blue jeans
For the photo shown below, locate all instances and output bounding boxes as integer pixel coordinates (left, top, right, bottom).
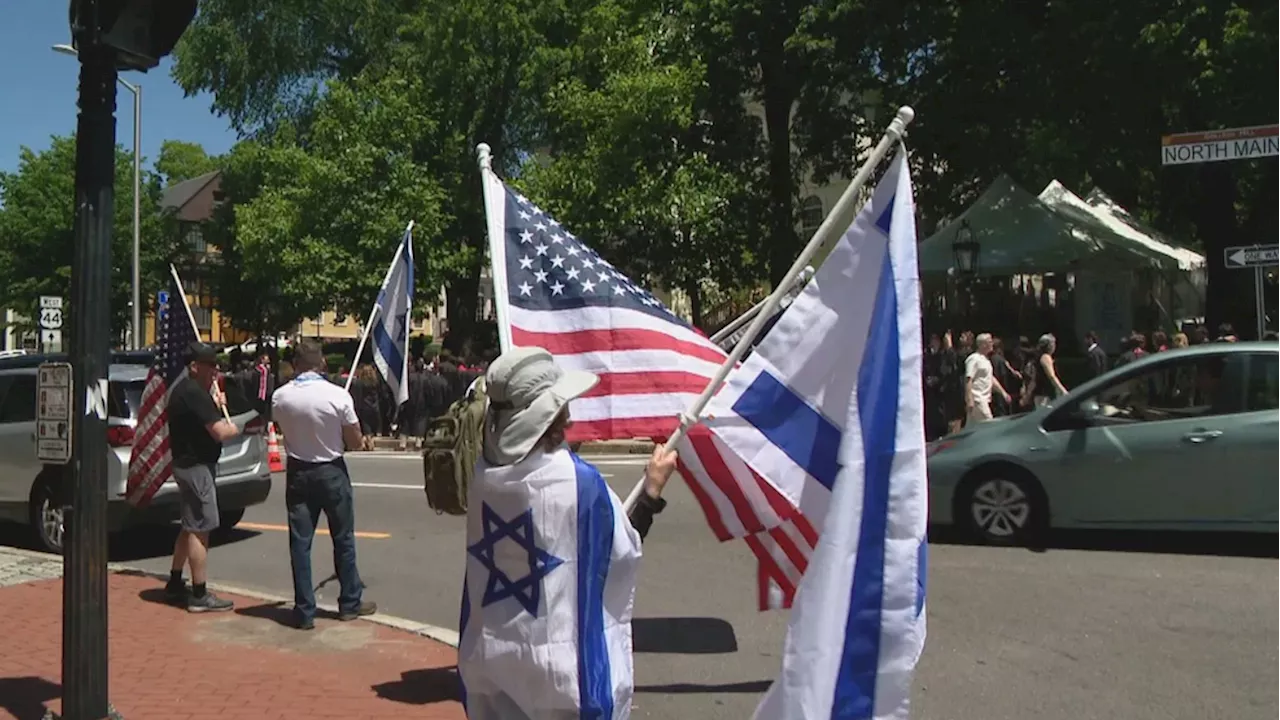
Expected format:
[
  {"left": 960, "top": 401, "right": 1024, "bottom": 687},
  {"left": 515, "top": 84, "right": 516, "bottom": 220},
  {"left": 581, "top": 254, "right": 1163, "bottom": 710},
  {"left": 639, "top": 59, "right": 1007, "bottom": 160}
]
[{"left": 285, "top": 458, "right": 363, "bottom": 621}]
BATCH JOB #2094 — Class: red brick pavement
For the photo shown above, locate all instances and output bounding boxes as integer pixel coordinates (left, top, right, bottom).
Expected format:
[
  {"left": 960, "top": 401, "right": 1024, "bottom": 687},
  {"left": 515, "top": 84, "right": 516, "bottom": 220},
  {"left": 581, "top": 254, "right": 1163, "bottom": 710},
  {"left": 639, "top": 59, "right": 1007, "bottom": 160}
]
[{"left": 0, "top": 571, "right": 465, "bottom": 720}]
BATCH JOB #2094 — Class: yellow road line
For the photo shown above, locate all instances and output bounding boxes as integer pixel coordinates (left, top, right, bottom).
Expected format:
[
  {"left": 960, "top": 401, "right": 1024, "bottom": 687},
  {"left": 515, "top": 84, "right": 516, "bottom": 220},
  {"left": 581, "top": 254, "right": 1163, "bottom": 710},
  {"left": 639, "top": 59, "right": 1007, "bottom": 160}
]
[{"left": 237, "top": 521, "right": 391, "bottom": 539}]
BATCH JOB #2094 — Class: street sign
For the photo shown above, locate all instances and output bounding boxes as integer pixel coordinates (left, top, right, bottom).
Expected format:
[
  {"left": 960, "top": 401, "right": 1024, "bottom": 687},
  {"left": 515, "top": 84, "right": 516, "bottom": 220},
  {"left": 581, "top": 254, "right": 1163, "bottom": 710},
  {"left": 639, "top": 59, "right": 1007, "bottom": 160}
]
[
  {"left": 38, "top": 296, "right": 63, "bottom": 330},
  {"left": 36, "top": 362, "right": 73, "bottom": 464},
  {"left": 1161, "top": 125, "right": 1279, "bottom": 165},
  {"left": 1224, "top": 245, "right": 1279, "bottom": 269},
  {"left": 41, "top": 329, "right": 63, "bottom": 353}
]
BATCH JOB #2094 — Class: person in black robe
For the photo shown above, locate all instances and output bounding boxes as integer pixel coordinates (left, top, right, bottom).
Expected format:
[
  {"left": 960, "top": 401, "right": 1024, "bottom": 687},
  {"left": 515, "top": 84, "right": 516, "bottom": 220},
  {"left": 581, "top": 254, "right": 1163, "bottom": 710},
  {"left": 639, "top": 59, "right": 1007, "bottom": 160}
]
[
  {"left": 350, "top": 364, "right": 383, "bottom": 450},
  {"left": 403, "top": 359, "right": 430, "bottom": 437}
]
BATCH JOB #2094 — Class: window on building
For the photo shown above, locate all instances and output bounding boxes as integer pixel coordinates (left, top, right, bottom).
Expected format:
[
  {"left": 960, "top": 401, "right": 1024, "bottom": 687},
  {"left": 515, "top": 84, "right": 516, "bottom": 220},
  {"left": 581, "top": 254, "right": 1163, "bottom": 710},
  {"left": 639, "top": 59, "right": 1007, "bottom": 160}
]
[
  {"left": 182, "top": 275, "right": 199, "bottom": 294},
  {"left": 185, "top": 224, "right": 206, "bottom": 253},
  {"left": 333, "top": 310, "right": 348, "bottom": 326},
  {"left": 413, "top": 313, "right": 427, "bottom": 330},
  {"left": 191, "top": 306, "right": 213, "bottom": 330},
  {"left": 800, "top": 196, "right": 824, "bottom": 240}
]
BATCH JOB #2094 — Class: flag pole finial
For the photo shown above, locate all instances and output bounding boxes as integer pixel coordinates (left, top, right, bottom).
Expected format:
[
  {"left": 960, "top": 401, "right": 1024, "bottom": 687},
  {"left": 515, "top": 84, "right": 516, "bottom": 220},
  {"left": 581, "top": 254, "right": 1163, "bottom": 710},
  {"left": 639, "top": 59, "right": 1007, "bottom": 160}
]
[
  {"left": 476, "top": 143, "right": 493, "bottom": 171},
  {"left": 888, "top": 106, "right": 915, "bottom": 139}
]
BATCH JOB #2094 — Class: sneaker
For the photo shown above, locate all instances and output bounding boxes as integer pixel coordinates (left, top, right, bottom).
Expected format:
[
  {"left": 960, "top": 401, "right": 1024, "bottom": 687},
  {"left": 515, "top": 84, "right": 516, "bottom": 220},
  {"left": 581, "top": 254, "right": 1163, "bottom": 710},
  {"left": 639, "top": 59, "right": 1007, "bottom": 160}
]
[
  {"left": 164, "top": 582, "right": 188, "bottom": 604},
  {"left": 295, "top": 617, "right": 315, "bottom": 631},
  {"left": 187, "top": 591, "right": 234, "bottom": 613},
  {"left": 338, "top": 601, "right": 377, "bottom": 621}
]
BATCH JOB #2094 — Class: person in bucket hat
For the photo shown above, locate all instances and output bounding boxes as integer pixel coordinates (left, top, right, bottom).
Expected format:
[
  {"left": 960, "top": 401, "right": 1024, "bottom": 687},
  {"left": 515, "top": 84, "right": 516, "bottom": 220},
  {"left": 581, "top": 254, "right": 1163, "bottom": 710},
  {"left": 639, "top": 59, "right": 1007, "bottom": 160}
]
[{"left": 458, "top": 346, "right": 677, "bottom": 719}]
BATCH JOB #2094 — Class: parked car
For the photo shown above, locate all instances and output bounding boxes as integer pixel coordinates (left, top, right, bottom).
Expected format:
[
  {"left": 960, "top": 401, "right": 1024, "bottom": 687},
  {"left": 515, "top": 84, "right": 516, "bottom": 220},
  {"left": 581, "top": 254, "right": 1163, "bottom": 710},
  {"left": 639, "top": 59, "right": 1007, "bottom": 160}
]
[
  {"left": 0, "top": 352, "right": 272, "bottom": 553},
  {"left": 928, "top": 342, "right": 1278, "bottom": 544}
]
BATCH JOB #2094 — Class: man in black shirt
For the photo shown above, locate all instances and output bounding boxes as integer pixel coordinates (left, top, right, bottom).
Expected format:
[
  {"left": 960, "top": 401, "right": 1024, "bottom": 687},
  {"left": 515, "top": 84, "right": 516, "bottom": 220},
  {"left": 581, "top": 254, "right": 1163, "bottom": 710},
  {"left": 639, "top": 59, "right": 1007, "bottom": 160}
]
[{"left": 165, "top": 342, "right": 243, "bottom": 612}]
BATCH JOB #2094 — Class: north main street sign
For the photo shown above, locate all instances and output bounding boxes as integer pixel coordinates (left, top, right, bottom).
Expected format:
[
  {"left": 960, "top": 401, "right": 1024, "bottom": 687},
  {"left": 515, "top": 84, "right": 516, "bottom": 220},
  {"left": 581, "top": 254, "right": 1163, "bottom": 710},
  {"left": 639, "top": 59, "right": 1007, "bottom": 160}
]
[
  {"left": 1161, "top": 125, "right": 1279, "bottom": 165},
  {"left": 1223, "top": 245, "right": 1279, "bottom": 269}
]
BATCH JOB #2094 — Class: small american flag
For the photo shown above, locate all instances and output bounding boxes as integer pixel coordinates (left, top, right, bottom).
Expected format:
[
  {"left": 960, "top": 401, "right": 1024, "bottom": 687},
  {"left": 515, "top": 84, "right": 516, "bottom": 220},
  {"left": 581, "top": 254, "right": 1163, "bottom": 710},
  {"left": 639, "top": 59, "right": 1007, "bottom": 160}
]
[
  {"left": 125, "top": 274, "right": 199, "bottom": 507},
  {"left": 483, "top": 172, "right": 813, "bottom": 610}
]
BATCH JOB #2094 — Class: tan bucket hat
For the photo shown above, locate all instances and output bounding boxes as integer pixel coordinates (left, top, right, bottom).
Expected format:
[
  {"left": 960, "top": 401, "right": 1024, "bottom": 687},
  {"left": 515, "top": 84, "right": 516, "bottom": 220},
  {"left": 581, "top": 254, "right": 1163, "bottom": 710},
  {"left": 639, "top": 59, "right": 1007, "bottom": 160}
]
[{"left": 482, "top": 347, "right": 598, "bottom": 466}]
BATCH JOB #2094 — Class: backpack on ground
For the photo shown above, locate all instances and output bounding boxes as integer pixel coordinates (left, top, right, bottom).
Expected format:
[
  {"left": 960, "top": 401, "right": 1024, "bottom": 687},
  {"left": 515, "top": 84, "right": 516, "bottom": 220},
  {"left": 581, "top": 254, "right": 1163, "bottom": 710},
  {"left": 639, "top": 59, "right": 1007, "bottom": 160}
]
[{"left": 421, "top": 378, "right": 486, "bottom": 515}]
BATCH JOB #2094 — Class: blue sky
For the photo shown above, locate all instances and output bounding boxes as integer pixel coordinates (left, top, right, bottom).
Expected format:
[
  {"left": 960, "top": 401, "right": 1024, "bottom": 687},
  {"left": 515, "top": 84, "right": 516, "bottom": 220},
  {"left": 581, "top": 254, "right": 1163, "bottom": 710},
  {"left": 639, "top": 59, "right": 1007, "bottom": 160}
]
[{"left": 0, "top": 2, "right": 239, "bottom": 175}]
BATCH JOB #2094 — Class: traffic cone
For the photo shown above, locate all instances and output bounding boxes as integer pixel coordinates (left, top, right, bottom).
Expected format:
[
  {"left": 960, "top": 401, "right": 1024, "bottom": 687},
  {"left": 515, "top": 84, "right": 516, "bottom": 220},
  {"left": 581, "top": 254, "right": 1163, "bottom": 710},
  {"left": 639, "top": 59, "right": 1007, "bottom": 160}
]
[{"left": 267, "top": 422, "right": 284, "bottom": 473}]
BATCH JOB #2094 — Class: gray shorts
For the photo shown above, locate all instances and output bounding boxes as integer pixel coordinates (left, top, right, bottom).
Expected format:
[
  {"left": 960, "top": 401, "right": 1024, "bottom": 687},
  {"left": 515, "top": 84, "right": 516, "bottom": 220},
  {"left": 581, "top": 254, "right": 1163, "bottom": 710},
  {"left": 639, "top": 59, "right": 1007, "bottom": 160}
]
[{"left": 173, "top": 463, "right": 220, "bottom": 533}]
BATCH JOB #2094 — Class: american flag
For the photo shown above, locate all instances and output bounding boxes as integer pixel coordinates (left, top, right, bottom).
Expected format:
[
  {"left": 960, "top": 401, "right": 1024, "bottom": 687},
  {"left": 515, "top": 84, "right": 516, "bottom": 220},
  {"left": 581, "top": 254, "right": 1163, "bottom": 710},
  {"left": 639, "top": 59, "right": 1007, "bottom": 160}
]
[
  {"left": 483, "top": 172, "right": 814, "bottom": 610},
  {"left": 125, "top": 274, "right": 199, "bottom": 507}
]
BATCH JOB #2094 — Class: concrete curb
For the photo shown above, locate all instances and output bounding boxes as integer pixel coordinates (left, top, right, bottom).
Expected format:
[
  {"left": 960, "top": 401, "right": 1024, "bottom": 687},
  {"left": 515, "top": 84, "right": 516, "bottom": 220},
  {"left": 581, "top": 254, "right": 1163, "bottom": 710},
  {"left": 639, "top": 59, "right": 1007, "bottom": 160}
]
[{"left": 0, "top": 545, "right": 461, "bottom": 648}]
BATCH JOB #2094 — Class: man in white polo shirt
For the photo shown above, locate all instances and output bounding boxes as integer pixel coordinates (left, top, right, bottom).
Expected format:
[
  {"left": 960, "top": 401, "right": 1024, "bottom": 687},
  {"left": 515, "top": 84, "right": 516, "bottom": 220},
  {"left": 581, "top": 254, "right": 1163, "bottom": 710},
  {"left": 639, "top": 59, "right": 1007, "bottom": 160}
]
[
  {"left": 271, "top": 340, "right": 376, "bottom": 630},
  {"left": 964, "top": 332, "right": 1011, "bottom": 424}
]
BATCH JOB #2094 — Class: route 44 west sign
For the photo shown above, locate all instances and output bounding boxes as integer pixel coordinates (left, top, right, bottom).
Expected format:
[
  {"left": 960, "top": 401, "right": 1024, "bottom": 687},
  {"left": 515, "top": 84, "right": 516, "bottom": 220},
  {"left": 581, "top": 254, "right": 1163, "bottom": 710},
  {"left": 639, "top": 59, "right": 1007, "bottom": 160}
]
[{"left": 1224, "top": 245, "right": 1279, "bottom": 269}]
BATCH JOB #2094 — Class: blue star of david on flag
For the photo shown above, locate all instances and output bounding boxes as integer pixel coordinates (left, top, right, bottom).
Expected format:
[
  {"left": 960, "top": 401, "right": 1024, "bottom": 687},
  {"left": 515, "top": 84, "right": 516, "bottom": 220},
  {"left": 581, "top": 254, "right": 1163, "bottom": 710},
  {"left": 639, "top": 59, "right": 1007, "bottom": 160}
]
[{"left": 466, "top": 503, "right": 565, "bottom": 615}]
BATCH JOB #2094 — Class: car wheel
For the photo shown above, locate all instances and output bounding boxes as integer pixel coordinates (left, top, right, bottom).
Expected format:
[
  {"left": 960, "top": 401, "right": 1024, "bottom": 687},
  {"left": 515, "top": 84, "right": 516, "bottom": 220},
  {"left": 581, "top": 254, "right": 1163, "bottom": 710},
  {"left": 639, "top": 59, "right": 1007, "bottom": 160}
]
[
  {"left": 217, "top": 508, "right": 246, "bottom": 531},
  {"left": 29, "top": 476, "right": 65, "bottom": 554},
  {"left": 956, "top": 467, "right": 1047, "bottom": 545}
]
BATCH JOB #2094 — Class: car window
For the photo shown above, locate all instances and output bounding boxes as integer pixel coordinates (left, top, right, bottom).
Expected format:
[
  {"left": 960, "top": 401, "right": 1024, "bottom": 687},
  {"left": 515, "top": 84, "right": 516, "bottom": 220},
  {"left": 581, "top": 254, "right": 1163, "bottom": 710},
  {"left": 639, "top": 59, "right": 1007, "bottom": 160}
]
[
  {"left": 1081, "top": 354, "right": 1242, "bottom": 424},
  {"left": 1246, "top": 353, "right": 1278, "bottom": 411},
  {"left": 0, "top": 374, "right": 37, "bottom": 423},
  {"left": 0, "top": 375, "right": 15, "bottom": 415},
  {"left": 109, "top": 380, "right": 146, "bottom": 419}
]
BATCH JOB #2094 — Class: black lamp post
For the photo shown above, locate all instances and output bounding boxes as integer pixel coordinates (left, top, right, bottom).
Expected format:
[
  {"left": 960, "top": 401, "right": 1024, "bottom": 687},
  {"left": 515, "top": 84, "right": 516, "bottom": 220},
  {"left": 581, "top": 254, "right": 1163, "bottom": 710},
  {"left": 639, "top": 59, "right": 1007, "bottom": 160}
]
[
  {"left": 952, "top": 220, "right": 980, "bottom": 277},
  {"left": 951, "top": 220, "right": 981, "bottom": 327}
]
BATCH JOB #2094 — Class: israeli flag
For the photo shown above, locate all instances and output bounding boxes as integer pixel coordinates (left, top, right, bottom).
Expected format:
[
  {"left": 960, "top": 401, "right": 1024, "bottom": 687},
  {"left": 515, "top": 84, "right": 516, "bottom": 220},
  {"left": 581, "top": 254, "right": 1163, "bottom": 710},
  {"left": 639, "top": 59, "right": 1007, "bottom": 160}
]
[
  {"left": 702, "top": 150, "right": 927, "bottom": 718},
  {"left": 458, "top": 447, "right": 642, "bottom": 720},
  {"left": 371, "top": 223, "right": 414, "bottom": 406}
]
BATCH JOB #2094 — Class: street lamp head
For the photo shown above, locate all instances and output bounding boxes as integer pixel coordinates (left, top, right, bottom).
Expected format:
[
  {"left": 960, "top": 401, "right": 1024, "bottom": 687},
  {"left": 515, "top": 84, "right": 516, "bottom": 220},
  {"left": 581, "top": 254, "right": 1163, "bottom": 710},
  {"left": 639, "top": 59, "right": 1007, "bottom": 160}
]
[
  {"left": 952, "top": 220, "right": 981, "bottom": 277},
  {"left": 52, "top": 43, "right": 78, "bottom": 57}
]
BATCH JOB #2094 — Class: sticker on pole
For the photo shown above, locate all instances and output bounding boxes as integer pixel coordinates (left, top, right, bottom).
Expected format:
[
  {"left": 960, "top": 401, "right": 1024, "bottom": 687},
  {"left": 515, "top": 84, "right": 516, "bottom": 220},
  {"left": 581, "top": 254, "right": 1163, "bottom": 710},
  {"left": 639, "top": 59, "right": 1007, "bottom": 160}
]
[{"left": 37, "top": 362, "right": 73, "bottom": 464}]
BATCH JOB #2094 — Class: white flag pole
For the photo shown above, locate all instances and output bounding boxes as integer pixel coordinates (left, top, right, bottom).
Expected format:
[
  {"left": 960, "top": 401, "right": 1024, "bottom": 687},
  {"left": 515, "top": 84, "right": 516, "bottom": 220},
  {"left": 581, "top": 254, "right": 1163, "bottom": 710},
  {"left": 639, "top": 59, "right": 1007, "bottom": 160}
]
[
  {"left": 169, "top": 263, "right": 232, "bottom": 421},
  {"left": 709, "top": 266, "right": 816, "bottom": 346},
  {"left": 477, "top": 142, "right": 514, "bottom": 354},
  {"left": 346, "top": 221, "right": 414, "bottom": 392},
  {"left": 622, "top": 106, "right": 916, "bottom": 512}
]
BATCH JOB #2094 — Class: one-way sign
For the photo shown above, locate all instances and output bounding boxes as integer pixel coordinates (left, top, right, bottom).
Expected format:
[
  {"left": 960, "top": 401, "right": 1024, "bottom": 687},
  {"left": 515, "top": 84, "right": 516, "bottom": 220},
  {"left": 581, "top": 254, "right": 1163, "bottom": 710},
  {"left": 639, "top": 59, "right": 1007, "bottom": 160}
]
[{"left": 1224, "top": 244, "right": 1279, "bottom": 269}]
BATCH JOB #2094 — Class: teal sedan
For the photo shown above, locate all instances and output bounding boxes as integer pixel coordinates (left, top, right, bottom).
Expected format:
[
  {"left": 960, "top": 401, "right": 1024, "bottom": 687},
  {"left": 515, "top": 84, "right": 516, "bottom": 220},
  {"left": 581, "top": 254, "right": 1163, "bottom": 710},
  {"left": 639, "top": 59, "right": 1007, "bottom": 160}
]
[{"left": 927, "top": 342, "right": 1278, "bottom": 544}]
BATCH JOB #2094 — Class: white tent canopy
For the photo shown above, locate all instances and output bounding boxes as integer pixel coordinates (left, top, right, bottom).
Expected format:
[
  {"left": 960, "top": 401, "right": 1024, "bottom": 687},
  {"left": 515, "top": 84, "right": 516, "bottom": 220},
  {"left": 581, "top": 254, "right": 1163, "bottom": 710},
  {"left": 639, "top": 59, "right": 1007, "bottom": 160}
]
[{"left": 1038, "top": 181, "right": 1205, "bottom": 272}]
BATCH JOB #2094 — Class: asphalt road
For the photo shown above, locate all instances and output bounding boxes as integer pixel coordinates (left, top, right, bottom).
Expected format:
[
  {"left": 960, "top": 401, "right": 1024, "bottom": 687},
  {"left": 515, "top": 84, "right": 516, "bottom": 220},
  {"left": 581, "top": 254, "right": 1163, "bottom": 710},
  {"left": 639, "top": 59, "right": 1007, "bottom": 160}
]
[{"left": 3, "top": 454, "right": 1276, "bottom": 719}]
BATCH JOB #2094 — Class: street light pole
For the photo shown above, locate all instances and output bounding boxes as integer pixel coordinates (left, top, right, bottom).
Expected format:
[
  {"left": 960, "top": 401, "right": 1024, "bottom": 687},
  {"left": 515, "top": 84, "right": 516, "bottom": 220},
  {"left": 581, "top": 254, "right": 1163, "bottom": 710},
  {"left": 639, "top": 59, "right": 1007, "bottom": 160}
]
[
  {"left": 54, "top": 44, "right": 141, "bottom": 350},
  {"left": 64, "top": 20, "right": 116, "bottom": 720},
  {"left": 125, "top": 79, "right": 141, "bottom": 349}
]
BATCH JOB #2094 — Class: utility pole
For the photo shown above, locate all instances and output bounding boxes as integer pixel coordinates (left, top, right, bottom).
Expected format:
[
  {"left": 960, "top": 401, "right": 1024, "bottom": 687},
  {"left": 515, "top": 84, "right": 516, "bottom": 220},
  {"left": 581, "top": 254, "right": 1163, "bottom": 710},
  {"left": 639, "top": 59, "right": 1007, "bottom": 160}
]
[{"left": 62, "top": 0, "right": 116, "bottom": 717}]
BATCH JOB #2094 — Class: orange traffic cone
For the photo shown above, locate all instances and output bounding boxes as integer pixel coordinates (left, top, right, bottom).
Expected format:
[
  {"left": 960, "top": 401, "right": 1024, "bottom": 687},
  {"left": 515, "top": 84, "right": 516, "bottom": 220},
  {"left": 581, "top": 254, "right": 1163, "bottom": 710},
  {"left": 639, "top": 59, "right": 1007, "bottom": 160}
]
[{"left": 267, "top": 422, "right": 284, "bottom": 473}]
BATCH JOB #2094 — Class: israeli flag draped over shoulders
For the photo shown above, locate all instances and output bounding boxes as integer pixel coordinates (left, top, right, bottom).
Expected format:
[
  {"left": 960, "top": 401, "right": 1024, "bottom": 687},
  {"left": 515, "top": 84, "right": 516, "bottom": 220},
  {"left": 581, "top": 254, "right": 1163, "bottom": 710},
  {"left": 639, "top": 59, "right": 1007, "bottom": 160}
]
[
  {"left": 702, "top": 149, "right": 927, "bottom": 719},
  {"left": 458, "top": 447, "right": 642, "bottom": 720},
  {"left": 372, "top": 223, "right": 414, "bottom": 406}
]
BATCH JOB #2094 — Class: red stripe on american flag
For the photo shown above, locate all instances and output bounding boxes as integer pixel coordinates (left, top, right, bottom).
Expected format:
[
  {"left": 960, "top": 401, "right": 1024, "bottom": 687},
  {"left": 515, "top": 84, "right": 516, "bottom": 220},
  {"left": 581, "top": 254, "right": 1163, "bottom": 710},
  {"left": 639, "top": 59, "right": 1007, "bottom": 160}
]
[
  {"left": 511, "top": 326, "right": 727, "bottom": 366},
  {"left": 790, "top": 513, "right": 819, "bottom": 547},
  {"left": 675, "top": 455, "right": 734, "bottom": 542},
  {"left": 579, "top": 371, "right": 712, "bottom": 399},
  {"left": 745, "top": 534, "right": 796, "bottom": 600},
  {"left": 751, "top": 468, "right": 803, "bottom": 526},
  {"left": 565, "top": 416, "right": 681, "bottom": 443},
  {"left": 767, "top": 525, "right": 809, "bottom": 576},
  {"left": 688, "top": 428, "right": 767, "bottom": 535}
]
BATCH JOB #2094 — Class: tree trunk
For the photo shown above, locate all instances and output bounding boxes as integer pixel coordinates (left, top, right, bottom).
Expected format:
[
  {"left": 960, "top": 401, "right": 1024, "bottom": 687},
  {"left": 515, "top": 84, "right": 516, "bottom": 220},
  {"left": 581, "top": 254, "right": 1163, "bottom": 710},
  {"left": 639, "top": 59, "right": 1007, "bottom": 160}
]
[
  {"left": 761, "top": 39, "right": 796, "bottom": 289},
  {"left": 1195, "top": 163, "right": 1253, "bottom": 337},
  {"left": 687, "top": 279, "right": 703, "bottom": 329}
]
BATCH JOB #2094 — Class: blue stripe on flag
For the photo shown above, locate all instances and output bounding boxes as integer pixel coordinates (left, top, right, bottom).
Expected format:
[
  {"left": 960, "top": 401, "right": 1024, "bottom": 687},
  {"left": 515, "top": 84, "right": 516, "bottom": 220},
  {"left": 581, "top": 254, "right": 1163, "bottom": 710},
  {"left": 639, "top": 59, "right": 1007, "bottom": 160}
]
[
  {"left": 875, "top": 196, "right": 895, "bottom": 235},
  {"left": 732, "top": 372, "right": 842, "bottom": 490},
  {"left": 372, "top": 318, "right": 406, "bottom": 385},
  {"left": 832, "top": 248, "right": 900, "bottom": 717},
  {"left": 459, "top": 574, "right": 470, "bottom": 711},
  {"left": 916, "top": 541, "right": 927, "bottom": 617},
  {"left": 573, "top": 455, "right": 615, "bottom": 719}
]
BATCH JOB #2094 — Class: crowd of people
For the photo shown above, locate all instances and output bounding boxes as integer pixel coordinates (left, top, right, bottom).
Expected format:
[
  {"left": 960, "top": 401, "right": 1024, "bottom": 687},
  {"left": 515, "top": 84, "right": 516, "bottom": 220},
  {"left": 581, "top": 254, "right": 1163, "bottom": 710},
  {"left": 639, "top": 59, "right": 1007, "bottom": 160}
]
[
  {"left": 220, "top": 347, "right": 491, "bottom": 448},
  {"left": 922, "top": 322, "right": 1246, "bottom": 440}
]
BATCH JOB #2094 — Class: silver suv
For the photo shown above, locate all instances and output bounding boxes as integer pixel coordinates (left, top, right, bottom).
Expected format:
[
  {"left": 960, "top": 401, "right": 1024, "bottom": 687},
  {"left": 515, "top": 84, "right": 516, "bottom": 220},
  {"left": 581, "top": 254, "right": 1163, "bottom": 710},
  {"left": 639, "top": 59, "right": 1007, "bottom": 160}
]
[{"left": 0, "top": 352, "right": 272, "bottom": 552}]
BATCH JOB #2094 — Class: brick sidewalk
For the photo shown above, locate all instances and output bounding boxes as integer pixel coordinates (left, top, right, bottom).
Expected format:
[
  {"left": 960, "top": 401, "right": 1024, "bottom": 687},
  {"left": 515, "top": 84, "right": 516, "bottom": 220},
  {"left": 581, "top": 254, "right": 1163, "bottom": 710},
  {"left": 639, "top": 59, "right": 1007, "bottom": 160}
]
[{"left": 0, "top": 565, "right": 465, "bottom": 720}]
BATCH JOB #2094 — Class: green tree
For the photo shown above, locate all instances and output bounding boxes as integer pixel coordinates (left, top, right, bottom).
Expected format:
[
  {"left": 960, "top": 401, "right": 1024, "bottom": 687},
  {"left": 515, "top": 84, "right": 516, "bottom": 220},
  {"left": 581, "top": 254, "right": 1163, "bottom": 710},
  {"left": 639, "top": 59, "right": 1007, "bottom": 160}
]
[
  {"left": 889, "top": 0, "right": 1277, "bottom": 333},
  {"left": 520, "top": 1, "right": 759, "bottom": 326},
  {"left": 202, "top": 74, "right": 452, "bottom": 338},
  {"left": 0, "top": 136, "right": 181, "bottom": 341},
  {"left": 155, "top": 140, "right": 221, "bottom": 185},
  {"left": 172, "top": 0, "right": 553, "bottom": 353}
]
